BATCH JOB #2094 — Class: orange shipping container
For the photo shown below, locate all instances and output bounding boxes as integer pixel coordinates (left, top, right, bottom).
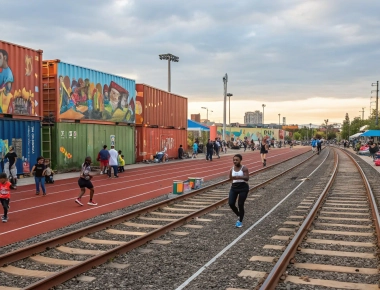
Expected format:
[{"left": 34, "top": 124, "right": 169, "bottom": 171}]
[
  {"left": 0, "top": 40, "right": 43, "bottom": 118},
  {"left": 135, "top": 127, "right": 187, "bottom": 162},
  {"left": 136, "top": 84, "right": 187, "bottom": 129}
]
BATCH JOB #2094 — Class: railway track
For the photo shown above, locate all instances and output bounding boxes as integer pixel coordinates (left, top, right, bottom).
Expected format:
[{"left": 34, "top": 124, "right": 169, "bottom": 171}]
[
  {"left": 236, "top": 147, "right": 380, "bottom": 289},
  {"left": 0, "top": 149, "right": 315, "bottom": 290}
]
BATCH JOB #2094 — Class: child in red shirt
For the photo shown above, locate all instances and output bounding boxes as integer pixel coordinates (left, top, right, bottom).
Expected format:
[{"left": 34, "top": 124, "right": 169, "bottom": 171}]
[{"left": 0, "top": 173, "right": 11, "bottom": 223}]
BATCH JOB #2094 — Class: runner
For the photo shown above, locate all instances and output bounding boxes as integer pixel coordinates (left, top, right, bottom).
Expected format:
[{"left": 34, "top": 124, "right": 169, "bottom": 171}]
[
  {"left": 31, "top": 156, "right": 47, "bottom": 196},
  {"left": 228, "top": 154, "right": 249, "bottom": 228},
  {"left": 317, "top": 138, "right": 322, "bottom": 155},
  {"left": 75, "top": 156, "right": 97, "bottom": 206},
  {"left": 311, "top": 137, "right": 317, "bottom": 153},
  {"left": 260, "top": 138, "right": 269, "bottom": 167},
  {"left": 0, "top": 172, "right": 11, "bottom": 223}
]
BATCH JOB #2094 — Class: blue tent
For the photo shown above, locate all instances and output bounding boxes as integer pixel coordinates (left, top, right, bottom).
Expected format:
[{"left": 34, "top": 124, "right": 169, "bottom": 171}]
[
  {"left": 360, "top": 130, "right": 380, "bottom": 137},
  {"left": 188, "top": 119, "right": 210, "bottom": 131}
]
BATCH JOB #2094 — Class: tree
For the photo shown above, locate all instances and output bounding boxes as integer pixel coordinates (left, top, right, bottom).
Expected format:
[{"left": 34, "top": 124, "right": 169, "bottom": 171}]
[
  {"left": 293, "top": 132, "right": 301, "bottom": 140},
  {"left": 327, "top": 132, "right": 337, "bottom": 140}
]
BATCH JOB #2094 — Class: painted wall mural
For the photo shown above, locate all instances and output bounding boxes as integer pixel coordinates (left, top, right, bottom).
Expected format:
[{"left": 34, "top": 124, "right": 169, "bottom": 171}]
[
  {"left": 0, "top": 47, "right": 41, "bottom": 116},
  {"left": 59, "top": 76, "right": 135, "bottom": 123},
  {"left": 216, "top": 127, "right": 286, "bottom": 142}
]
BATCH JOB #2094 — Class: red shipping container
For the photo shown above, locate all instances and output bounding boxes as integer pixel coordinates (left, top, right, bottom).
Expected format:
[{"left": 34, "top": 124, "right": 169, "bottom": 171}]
[
  {"left": 135, "top": 127, "right": 187, "bottom": 162},
  {"left": 136, "top": 84, "right": 187, "bottom": 129},
  {"left": 0, "top": 40, "right": 43, "bottom": 119}
]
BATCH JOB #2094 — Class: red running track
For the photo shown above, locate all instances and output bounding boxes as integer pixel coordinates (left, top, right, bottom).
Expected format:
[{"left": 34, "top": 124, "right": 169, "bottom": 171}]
[{"left": 0, "top": 148, "right": 310, "bottom": 246}]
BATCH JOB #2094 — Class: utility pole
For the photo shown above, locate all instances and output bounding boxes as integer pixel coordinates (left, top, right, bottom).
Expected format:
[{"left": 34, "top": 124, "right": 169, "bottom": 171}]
[
  {"left": 359, "top": 108, "right": 365, "bottom": 125},
  {"left": 278, "top": 114, "right": 280, "bottom": 128},
  {"left": 223, "top": 74, "right": 228, "bottom": 141},
  {"left": 372, "top": 81, "right": 379, "bottom": 126},
  {"left": 262, "top": 104, "right": 266, "bottom": 127}
]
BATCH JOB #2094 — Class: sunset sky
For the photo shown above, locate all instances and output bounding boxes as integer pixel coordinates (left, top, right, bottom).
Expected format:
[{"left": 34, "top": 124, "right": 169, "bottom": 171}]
[{"left": 3, "top": 0, "right": 380, "bottom": 125}]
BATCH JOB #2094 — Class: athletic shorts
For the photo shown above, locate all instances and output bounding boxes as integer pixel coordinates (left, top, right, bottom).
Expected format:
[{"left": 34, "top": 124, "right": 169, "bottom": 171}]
[
  {"left": 100, "top": 160, "right": 109, "bottom": 167},
  {"left": 78, "top": 178, "right": 93, "bottom": 189}
]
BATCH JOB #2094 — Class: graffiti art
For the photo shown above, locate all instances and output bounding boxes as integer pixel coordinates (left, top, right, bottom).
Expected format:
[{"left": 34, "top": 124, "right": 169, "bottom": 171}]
[{"left": 59, "top": 76, "right": 135, "bottom": 123}]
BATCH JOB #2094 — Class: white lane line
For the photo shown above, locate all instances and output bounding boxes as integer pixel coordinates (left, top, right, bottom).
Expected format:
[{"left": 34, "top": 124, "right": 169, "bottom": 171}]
[
  {"left": 0, "top": 186, "right": 172, "bottom": 236},
  {"left": 175, "top": 150, "right": 329, "bottom": 290},
  {"left": 13, "top": 150, "right": 297, "bottom": 194}
]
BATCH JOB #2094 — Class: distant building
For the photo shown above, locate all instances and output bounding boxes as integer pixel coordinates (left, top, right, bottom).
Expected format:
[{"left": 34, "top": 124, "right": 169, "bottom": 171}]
[
  {"left": 244, "top": 111, "right": 262, "bottom": 124},
  {"left": 191, "top": 113, "right": 201, "bottom": 123}
]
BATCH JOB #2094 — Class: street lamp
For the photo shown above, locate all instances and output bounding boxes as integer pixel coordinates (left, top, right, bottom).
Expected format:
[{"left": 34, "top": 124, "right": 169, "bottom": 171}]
[
  {"left": 201, "top": 107, "right": 212, "bottom": 122},
  {"left": 159, "top": 53, "right": 179, "bottom": 92},
  {"left": 223, "top": 74, "right": 228, "bottom": 141},
  {"left": 227, "top": 93, "right": 233, "bottom": 141},
  {"left": 262, "top": 104, "right": 266, "bottom": 126}
]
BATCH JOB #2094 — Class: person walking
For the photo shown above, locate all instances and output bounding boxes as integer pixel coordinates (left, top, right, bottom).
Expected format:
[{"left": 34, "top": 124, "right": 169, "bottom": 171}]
[
  {"left": 75, "top": 156, "right": 97, "bottom": 206},
  {"left": 4, "top": 146, "right": 17, "bottom": 189},
  {"left": 108, "top": 145, "right": 119, "bottom": 178},
  {"left": 214, "top": 139, "right": 220, "bottom": 159},
  {"left": 317, "top": 138, "right": 322, "bottom": 155},
  {"left": 206, "top": 139, "right": 213, "bottom": 161},
  {"left": 260, "top": 138, "right": 269, "bottom": 166},
  {"left": 31, "top": 156, "right": 47, "bottom": 196},
  {"left": 119, "top": 155, "right": 125, "bottom": 172},
  {"left": 192, "top": 142, "right": 198, "bottom": 159},
  {"left": 0, "top": 172, "right": 11, "bottom": 222},
  {"left": 98, "top": 145, "right": 110, "bottom": 174},
  {"left": 228, "top": 154, "right": 249, "bottom": 228},
  {"left": 311, "top": 138, "right": 317, "bottom": 153}
]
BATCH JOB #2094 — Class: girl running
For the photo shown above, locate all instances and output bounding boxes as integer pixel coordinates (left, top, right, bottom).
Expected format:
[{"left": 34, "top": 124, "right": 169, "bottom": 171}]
[
  {"left": 0, "top": 173, "right": 11, "bottom": 223},
  {"left": 228, "top": 154, "right": 249, "bottom": 228},
  {"left": 75, "top": 157, "right": 97, "bottom": 206},
  {"left": 260, "top": 138, "right": 269, "bottom": 166}
]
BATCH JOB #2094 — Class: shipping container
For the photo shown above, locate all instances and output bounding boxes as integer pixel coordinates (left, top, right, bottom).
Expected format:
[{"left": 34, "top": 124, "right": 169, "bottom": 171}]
[
  {"left": 0, "top": 119, "right": 41, "bottom": 175},
  {"left": 135, "top": 127, "right": 187, "bottom": 162},
  {"left": 136, "top": 84, "right": 187, "bottom": 129},
  {"left": 42, "top": 123, "right": 134, "bottom": 171},
  {"left": 0, "top": 40, "right": 43, "bottom": 118},
  {"left": 42, "top": 60, "right": 136, "bottom": 124}
]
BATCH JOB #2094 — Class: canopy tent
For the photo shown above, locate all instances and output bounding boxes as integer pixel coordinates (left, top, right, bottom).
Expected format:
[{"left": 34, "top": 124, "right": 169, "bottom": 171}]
[
  {"left": 360, "top": 130, "right": 380, "bottom": 137},
  {"left": 187, "top": 119, "right": 210, "bottom": 131},
  {"left": 349, "top": 132, "right": 363, "bottom": 139}
]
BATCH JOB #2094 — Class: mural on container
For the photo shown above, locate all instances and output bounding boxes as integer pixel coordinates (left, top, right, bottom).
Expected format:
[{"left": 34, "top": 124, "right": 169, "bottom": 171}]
[
  {"left": 59, "top": 75, "right": 135, "bottom": 123},
  {"left": 0, "top": 49, "right": 39, "bottom": 115},
  {"left": 135, "top": 90, "right": 143, "bottom": 124},
  {"left": 216, "top": 127, "right": 284, "bottom": 142},
  {"left": 0, "top": 124, "right": 36, "bottom": 174}
]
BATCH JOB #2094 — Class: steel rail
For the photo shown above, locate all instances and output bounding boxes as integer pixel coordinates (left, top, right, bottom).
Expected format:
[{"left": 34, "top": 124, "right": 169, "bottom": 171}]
[
  {"left": 343, "top": 149, "right": 380, "bottom": 247},
  {"left": 23, "top": 149, "right": 318, "bottom": 290},
  {"left": 259, "top": 150, "right": 338, "bottom": 290},
  {"left": 0, "top": 150, "right": 311, "bottom": 266}
]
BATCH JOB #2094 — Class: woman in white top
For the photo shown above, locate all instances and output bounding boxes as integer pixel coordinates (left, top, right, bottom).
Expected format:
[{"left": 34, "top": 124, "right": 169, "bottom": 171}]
[{"left": 228, "top": 154, "right": 250, "bottom": 228}]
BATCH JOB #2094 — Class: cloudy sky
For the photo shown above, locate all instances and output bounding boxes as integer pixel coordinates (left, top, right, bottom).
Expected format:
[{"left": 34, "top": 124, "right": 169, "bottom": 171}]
[{"left": 3, "top": 0, "right": 380, "bottom": 125}]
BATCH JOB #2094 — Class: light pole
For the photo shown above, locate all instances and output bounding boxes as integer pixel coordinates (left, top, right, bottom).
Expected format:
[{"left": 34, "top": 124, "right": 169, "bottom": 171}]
[
  {"left": 223, "top": 74, "right": 228, "bottom": 140},
  {"left": 262, "top": 104, "right": 266, "bottom": 126},
  {"left": 359, "top": 107, "right": 365, "bottom": 125},
  {"left": 372, "top": 81, "right": 379, "bottom": 126},
  {"left": 201, "top": 107, "right": 212, "bottom": 122},
  {"left": 227, "top": 93, "right": 233, "bottom": 140},
  {"left": 324, "top": 119, "right": 329, "bottom": 140},
  {"left": 159, "top": 53, "right": 179, "bottom": 92},
  {"left": 278, "top": 114, "right": 280, "bottom": 128},
  {"left": 309, "top": 123, "right": 312, "bottom": 139}
]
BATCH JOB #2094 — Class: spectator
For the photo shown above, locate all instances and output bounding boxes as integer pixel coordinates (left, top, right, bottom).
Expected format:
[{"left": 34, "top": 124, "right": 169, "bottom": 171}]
[
  {"left": 192, "top": 142, "right": 198, "bottom": 159},
  {"left": 97, "top": 145, "right": 109, "bottom": 175},
  {"left": 118, "top": 155, "right": 125, "bottom": 172},
  {"left": 178, "top": 145, "right": 184, "bottom": 159},
  {"left": 108, "top": 145, "right": 119, "bottom": 178},
  {"left": 206, "top": 139, "right": 213, "bottom": 161}
]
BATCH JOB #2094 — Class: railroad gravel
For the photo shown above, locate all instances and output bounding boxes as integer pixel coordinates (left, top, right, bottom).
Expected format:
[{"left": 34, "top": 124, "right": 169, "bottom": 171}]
[{"left": 54, "top": 149, "right": 334, "bottom": 290}]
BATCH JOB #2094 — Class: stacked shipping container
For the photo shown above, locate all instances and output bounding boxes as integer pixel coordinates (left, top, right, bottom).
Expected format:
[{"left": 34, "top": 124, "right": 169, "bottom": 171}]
[
  {"left": 42, "top": 60, "right": 136, "bottom": 170},
  {"left": 0, "top": 40, "right": 43, "bottom": 175},
  {"left": 135, "top": 84, "right": 188, "bottom": 162}
]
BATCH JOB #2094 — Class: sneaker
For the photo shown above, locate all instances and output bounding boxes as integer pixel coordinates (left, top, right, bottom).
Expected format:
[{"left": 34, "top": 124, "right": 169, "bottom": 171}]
[
  {"left": 75, "top": 198, "right": 83, "bottom": 206},
  {"left": 100, "top": 171, "right": 103, "bottom": 175},
  {"left": 36, "top": 192, "right": 40, "bottom": 195},
  {"left": 87, "top": 201, "right": 98, "bottom": 206},
  {"left": 43, "top": 192, "right": 47, "bottom": 196},
  {"left": 2, "top": 216, "right": 8, "bottom": 223},
  {"left": 235, "top": 221, "right": 243, "bottom": 228}
]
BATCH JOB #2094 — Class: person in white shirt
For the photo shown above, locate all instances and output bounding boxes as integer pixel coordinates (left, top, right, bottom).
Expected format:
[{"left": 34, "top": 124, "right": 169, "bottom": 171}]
[{"left": 108, "top": 145, "right": 119, "bottom": 178}]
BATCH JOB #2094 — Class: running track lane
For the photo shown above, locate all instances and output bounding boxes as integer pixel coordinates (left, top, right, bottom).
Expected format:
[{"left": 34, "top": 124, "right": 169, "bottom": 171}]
[{"left": 0, "top": 148, "right": 310, "bottom": 246}]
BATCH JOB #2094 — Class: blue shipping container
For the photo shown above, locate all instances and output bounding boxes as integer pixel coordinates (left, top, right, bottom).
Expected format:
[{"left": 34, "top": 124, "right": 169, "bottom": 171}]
[
  {"left": 43, "top": 60, "right": 136, "bottom": 124},
  {"left": 0, "top": 119, "right": 41, "bottom": 175}
]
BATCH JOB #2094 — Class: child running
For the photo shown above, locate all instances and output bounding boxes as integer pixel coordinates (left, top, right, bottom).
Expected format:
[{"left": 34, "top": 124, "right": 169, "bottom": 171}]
[
  {"left": 31, "top": 156, "right": 47, "bottom": 196},
  {"left": 228, "top": 154, "right": 249, "bottom": 228},
  {"left": 0, "top": 173, "right": 11, "bottom": 222},
  {"left": 75, "top": 156, "right": 97, "bottom": 206}
]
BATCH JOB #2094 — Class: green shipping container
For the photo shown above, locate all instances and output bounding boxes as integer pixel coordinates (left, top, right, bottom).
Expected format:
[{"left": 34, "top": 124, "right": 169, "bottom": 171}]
[{"left": 43, "top": 123, "right": 134, "bottom": 170}]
